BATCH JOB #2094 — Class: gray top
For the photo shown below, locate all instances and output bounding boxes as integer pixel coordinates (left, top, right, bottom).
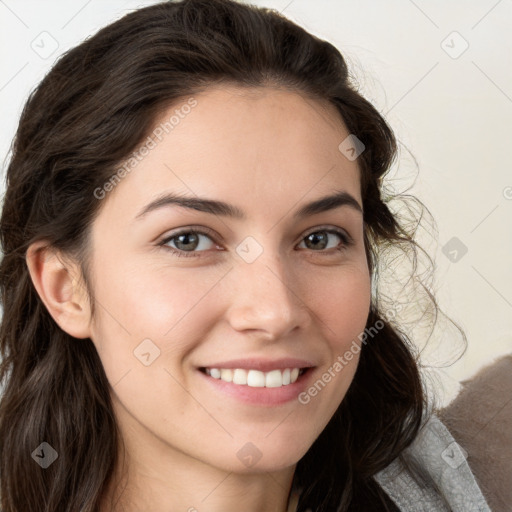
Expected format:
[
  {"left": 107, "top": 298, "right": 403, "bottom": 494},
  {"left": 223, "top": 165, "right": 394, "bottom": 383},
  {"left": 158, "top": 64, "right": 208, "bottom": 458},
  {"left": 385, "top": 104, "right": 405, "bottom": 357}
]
[
  {"left": 287, "top": 414, "right": 491, "bottom": 511},
  {"left": 374, "top": 414, "right": 492, "bottom": 511}
]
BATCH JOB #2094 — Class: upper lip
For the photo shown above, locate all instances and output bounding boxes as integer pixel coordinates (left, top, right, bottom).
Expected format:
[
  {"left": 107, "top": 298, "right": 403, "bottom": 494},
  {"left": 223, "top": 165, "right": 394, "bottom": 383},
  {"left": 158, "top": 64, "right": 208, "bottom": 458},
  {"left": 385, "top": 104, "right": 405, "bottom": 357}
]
[{"left": 199, "top": 358, "right": 316, "bottom": 372}]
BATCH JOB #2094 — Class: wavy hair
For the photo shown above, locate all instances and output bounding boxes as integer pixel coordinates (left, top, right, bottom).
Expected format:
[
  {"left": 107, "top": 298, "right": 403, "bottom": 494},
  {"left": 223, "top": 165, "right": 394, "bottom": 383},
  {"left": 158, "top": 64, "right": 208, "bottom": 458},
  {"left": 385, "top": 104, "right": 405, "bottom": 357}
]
[{"left": 0, "top": 0, "right": 463, "bottom": 510}]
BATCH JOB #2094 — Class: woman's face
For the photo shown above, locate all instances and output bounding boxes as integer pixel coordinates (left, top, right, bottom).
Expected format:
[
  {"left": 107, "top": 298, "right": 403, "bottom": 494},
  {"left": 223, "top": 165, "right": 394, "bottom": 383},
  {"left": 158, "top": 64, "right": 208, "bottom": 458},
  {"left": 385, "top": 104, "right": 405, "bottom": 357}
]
[{"left": 86, "top": 85, "right": 371, "bottom": 474}]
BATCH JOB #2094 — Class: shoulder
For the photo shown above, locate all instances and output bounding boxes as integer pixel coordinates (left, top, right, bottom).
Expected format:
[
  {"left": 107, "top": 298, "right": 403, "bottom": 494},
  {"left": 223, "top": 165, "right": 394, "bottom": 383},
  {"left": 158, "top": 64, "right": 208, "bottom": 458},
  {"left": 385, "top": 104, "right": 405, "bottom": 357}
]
[
  {"left": 439, "top": 354, "right": 512, "bottom": 511},
  {"left": 373, "top": 414, "right": 492, "bottom": 512}
]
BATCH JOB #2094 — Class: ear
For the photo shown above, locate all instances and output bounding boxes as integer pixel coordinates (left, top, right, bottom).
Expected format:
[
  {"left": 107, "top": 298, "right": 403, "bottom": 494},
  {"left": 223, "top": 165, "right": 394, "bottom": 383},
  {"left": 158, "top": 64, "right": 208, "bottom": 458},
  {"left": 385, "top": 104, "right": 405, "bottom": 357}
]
[{"left": 25, "top": 241, "right": 92, "bottom": 339}]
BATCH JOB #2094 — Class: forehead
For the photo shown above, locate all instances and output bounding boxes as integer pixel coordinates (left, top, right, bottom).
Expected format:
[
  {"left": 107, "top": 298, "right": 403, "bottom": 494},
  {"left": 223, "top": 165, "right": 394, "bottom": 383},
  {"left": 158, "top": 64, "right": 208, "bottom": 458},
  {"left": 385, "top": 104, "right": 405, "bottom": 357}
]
[{"left": 98, "top": 85, "right": 362, "bottom": 223}]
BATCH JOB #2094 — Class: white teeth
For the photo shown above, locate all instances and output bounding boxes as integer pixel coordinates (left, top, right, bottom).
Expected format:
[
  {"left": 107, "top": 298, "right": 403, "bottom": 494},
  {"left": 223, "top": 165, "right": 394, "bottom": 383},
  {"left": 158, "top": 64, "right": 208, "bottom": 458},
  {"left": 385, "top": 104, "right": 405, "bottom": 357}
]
[
  {"left": 232, "top": 368, "right": 247, "bottom": 385},
  {"left": 209, "top": 368, "right": 221, "bottom": 379},
  {"left": 265, "top": 369, "right": 283, "bottom": 388},
  {"left": 220, "top": 369, "right": 233, "bottom": 382},
  {"left": 247, "top": 370, "right": 265, "bottom": 387},
  {"left": 204, "top": 367, "right": 304, "bottom": 387}
]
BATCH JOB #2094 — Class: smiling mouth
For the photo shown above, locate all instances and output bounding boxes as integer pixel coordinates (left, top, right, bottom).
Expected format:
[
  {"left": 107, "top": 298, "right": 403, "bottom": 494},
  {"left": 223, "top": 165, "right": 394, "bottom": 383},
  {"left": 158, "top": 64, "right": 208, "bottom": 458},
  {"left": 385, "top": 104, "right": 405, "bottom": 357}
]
[{"left": 198, "top": 367, "right": 310, "bottom": 388}]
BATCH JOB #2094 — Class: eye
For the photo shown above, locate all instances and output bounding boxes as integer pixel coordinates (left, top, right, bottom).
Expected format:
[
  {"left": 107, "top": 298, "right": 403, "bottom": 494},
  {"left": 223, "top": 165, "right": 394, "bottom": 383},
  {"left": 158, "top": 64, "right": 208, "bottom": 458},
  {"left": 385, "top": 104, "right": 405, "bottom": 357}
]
[
  {"left": 297, "top": 228, "right": 353, "bottom": 253},
  {"left": 159, "top": 228, "right": 219, "bottom": 258}
]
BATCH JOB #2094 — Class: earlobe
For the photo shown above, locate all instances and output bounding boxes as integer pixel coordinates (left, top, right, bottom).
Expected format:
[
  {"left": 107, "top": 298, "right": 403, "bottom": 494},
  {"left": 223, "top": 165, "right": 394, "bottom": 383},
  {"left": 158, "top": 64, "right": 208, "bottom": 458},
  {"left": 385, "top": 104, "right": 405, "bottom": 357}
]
[{"left": 25, "top": 241, "right": 92, "bottom": 339}]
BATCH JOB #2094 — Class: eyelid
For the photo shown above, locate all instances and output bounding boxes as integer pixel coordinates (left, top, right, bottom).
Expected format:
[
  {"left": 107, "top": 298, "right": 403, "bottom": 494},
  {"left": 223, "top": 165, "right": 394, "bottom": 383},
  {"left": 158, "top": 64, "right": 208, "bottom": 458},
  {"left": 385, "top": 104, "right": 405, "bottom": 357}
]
[{"left": 159, "top": 225, "right": 220, "bottom": 244}]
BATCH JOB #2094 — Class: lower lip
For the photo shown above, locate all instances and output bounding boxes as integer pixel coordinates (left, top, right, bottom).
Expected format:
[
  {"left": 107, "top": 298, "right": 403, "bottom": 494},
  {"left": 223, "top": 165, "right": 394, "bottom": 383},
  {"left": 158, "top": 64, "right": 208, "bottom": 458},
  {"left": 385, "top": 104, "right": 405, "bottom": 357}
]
[{"left": 197, "top": 368, "right": 315, "bottom": 406}]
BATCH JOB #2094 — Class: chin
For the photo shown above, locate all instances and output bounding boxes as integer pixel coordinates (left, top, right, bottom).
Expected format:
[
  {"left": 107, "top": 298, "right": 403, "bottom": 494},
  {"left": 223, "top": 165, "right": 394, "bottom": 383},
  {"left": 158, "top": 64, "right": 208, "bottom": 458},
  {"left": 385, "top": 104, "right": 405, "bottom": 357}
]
[{"left": 215, "top": 434, "right": 314, "bottom": 474}]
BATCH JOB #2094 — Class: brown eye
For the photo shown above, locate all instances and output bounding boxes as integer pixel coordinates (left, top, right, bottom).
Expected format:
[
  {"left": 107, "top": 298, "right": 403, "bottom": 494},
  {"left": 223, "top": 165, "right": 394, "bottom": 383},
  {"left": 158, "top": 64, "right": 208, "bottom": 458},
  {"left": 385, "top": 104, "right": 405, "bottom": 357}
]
[{"left": 298, "top": 229, "right": 352, "bottom": 252}]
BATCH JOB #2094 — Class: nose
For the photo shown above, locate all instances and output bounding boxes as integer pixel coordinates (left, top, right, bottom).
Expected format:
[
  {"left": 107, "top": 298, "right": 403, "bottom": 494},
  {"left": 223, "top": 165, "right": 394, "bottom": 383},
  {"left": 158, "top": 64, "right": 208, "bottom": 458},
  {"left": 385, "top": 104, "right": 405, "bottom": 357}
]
[{"left": 225, "top": 248, "right": 311, "bottom": 341}]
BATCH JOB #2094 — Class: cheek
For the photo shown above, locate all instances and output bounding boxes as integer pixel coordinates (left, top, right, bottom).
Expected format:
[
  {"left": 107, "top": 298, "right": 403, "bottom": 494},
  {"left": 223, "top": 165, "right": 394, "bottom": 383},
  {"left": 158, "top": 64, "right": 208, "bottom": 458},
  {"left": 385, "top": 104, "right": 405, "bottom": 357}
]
[
  {"left": 89, "top": 262, "right": 226, "bottom": 374},
  {"left": 297, "top": 265, "right": 371, "bottom": 409},
  {"left": 95, "top": 256, "right": 215, "bottom": 330},
  {"left": 87, "top": 266, "right": 215, "bottom": 421},
  {"left": 309, "top": 264, "right": 371, "bottom": 346}
]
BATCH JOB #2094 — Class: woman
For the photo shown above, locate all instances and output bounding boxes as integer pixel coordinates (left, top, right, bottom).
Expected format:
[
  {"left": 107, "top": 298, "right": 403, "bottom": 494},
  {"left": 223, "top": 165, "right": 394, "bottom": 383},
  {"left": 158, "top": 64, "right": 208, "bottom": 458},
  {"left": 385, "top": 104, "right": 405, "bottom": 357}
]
[{"left": 0, "top": 0, "right": 491, "bottom": 510}]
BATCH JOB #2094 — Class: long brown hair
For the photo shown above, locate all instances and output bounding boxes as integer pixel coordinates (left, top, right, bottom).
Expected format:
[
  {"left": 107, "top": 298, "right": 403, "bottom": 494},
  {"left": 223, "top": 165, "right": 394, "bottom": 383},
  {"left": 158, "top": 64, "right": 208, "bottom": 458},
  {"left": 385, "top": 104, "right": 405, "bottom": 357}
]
[{"left": 0, "top": 0, "right": 462, "bottom": 510}]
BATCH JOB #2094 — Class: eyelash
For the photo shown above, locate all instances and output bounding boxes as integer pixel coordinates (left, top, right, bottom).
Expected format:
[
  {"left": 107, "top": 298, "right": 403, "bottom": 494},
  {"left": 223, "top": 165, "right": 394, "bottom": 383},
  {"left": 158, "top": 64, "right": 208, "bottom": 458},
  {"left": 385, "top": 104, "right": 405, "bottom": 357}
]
[{"left": 158, "top": 226, "right": 354, "bottom": 259}]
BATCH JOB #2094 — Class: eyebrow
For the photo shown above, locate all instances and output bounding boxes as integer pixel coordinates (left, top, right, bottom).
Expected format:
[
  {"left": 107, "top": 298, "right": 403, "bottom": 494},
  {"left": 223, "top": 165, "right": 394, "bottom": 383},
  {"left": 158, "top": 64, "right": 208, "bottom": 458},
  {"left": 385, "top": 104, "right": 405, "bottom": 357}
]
[{"left": 134, "top": 190, "right": 363, "bottom": 222}]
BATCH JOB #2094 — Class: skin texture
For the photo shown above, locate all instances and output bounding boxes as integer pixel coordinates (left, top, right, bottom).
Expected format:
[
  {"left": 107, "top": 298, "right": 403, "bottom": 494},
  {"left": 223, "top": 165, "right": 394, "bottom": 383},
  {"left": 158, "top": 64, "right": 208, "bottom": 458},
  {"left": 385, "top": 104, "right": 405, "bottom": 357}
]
[{"left": 26, "top": 85, "right": 372, "bottom": 512}]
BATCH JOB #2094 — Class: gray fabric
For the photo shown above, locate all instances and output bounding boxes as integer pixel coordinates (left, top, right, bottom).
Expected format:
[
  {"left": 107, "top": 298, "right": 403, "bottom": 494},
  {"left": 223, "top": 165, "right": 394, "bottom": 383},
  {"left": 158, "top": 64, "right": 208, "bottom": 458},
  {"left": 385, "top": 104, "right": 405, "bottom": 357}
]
[{"left": 374, "top": 414, "right": 492, "bottom": 511}]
